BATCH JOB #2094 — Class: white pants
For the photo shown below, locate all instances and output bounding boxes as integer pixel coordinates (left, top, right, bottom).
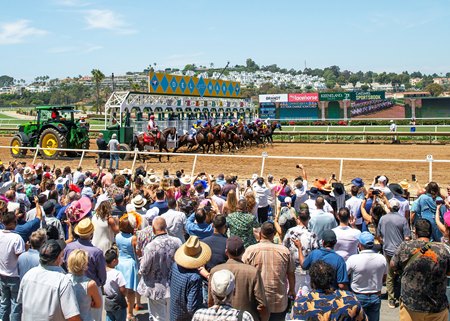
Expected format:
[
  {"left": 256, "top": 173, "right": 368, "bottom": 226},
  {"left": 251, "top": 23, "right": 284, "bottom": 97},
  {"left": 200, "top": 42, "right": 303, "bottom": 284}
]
[{"left": 149, "top": 297, "right": 170, "bottom": 321}]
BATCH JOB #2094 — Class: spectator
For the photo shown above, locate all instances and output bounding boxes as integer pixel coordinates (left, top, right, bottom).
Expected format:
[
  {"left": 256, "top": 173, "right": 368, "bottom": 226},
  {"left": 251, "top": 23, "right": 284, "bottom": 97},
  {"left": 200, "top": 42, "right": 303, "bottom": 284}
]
[
  {"left": 211, "top": 184, "right": 225, "bottom": 214},
  {"left": 18, "top": 229, "right": 47, "bottom": 279},
  {"left": 148, "top": 189, "right": 169, "bottom": 216},
  {"left": 308, "top": 196, "right": 337, "bottom": 241},
  {"left": 104, "top": 248, "right": 127, "bottom": 321},
  {"left": 222, "top": 175, "right": 237, "bottom": 197},
  {"left": 67, "top": 249, "right": 102, "bottom": 320},
  {"left": 170, "top": 235, "right": 211, "bottom": 321},
  {"left": 138, "top": 217, "right": 182, "bottom": 321},
  {"left": 112, "top": 194, "right": 126, "bottom": 218},
  {"left": 392, "top": 219, "right": 450, "bottom": 321},
  {"left": 332, "top": 207, "right": 361, "bottom": 261},
  {"left": 305, "top": 188, "right": 334, "bottom": 214},
  {"left": 283, "top": 207, "right": 318, "bottom": 295},
  {"left": 43, "top": 199, "right": 65, "bottom": 240},
  {"left": 372, "top": 175, "right": 393, "bottom": 200},
  {"left": 227, "top": 199, "right": 260, "bottom": 248},
  {"left": 161, "top": 197, "right": 187, "bottom": 243},
  {"left": 193, "top": 269, "right": 254, "bottom": 321},
  {"left": 243, "top": 222, "right": 295, "bottom": 321},
  {"left": 209, "top": 236, "right": 268, "bottom": 321},
  {"left": 292, "top": 261, "right": 367, "bottom": 320},
  {"left": 299, "top": 229, "right": 349, "bottom": 290},
  {"left": 389, "top": 183, "right": 410, "bottom": 219},
  {"left": 92, "top": 200, "right": 119, "bottom": 254},
  {"left": 96, "top": 132, "right": 108, "bottom": 168},
  {"left": 18, "top": 239, "right": 82, "bottom": 321},
  {"left": 345, "top": 185, "right": 364, "bottom": 230},
  {"left": 254, "top": 177, "right": 271, "bottom": 223},
  {"left": 377, "top": 198, "right": 411, "bottom": 308},
  {"left": 202, "top": 214, "right": 228, "bottom": 272},
  {"left": 185, "top": 207, "right": 213, "bottom": 239},
  {"left": 347, "top": 232, "right": 387, "bottom": 321},
  {"left": 108, "top": 134, "right": 120, "bottom": 170},
  {"left": 131, "top": 194, "right": 148, "bottom": 216},
  {"left": 223, "top": 189, "right": 238, "bottom": 216},
  {"left": 0, "top": 211, "right": 26, "bottom": 321}
]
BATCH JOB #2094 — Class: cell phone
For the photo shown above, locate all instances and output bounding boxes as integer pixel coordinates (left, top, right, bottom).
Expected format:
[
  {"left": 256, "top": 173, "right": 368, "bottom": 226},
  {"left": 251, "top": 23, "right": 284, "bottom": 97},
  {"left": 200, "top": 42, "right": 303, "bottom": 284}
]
[
  {"left": 436, "top": 199, "right": 445, "bottom": 205},
  {"left": 199, "top": 172, "right": 205, "bottom": 176},
  {"left": 247, "top": 179, "right": 251, "bottom": 187},
  {"left": 332, "top": 173, "right": 336, "bottom": 179},
  {"left": 372, "top": 190, "right": 380, "bottom": 196},
  {"left": 412, "top": 174, "right": 416, "bottom": 182}
]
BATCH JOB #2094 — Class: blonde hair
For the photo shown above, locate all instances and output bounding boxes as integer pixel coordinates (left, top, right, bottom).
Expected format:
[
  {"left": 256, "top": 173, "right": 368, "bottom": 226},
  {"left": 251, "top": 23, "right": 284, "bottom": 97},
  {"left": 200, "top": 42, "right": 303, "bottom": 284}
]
[
  {"left": 226, "top": 190, "right": 237, "bottom": 213},
  {"left": 68, "top": 249, "right": 88, "bottom": 276}
]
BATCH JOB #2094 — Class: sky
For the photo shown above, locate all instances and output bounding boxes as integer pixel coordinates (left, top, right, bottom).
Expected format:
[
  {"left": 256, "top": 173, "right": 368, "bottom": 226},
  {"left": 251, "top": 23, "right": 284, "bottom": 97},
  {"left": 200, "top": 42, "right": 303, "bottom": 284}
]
[{"left": 1, "top": 0, "right": 449, "bottom": 81}]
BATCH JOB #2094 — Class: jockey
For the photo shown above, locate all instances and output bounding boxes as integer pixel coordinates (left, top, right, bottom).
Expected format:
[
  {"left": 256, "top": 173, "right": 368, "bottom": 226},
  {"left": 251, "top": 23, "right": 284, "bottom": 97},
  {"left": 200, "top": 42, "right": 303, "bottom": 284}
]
[
  {"left": 189, "top": 120, "right": 202, "bottom": 141},
  {"left": 147, "top": 115, "right": 158, "bottom": 132},
  {"left": 237, "top": 116, "right": 245, "bottom": 126},
  {"left": 255, "top": 118, "right": 262, "bottom": 127},
  {"left": 203, "top": 119, "right": 212, "bottom": 128}
]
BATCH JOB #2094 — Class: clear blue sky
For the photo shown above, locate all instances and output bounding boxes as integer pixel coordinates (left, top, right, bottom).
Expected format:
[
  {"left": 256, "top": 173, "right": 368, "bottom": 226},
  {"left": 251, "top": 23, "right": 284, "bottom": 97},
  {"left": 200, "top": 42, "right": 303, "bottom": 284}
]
[{"left": 1, "top": 0, "right": 449, "bottom": 81}]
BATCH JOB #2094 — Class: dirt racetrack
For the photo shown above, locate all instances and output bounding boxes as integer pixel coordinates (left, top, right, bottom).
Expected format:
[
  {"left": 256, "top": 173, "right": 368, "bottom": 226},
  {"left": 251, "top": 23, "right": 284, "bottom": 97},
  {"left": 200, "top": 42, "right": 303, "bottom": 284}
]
[{"left": 1, "top": 136, "right": 449, "bottom": 191}]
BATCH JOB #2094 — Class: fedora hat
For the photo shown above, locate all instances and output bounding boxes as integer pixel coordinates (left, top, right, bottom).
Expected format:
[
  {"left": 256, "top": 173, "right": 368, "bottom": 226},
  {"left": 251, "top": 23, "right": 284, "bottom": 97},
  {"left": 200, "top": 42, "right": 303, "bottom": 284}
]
[
  {"left": 180, "top": 175, "right": 192, "bottom": 185},
  {"left": 131, "top": 195, "right": 147, "bottom": 209},
  {"left": 74, "top": 218, "right": 94, "bottom": 238},
  {"left": 66, "top": 196, "right": 92, "bottom": 223},
  {"left": 23, "top": 167, "right": 34, "bottom": 177},
  {"left": 388, "top": 183, "right": 404, "bottom": 197},
  {"left": 321, "top": 183, "right": 333, "bottom": 193},
  {"left": 307, "top": 187, "right": 321, "bottom": 197},
  {"left": 174, "top": 235, "right": 212, "bottom": 269},
  {"left": 399, "top": 179, "right": 410, "bottom": 191},
  {"left": 351, "top": 177, "right": 364, "bottom": 188}
]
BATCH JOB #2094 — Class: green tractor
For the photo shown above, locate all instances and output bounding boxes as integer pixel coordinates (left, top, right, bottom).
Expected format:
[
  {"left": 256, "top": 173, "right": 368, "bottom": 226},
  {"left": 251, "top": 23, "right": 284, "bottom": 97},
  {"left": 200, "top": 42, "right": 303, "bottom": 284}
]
[{"left": 10, "top": 106, "right": 90, "bottom": 159}]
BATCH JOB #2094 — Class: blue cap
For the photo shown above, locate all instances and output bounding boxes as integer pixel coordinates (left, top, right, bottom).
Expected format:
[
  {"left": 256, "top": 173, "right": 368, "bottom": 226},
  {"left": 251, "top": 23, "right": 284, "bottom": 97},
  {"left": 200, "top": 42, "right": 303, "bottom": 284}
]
[
  {"left": 359, "top": 232, "right": 374, "bottom": 247},
  {"left": 351, "top": 177, "right": 364, "bottom": 187}
]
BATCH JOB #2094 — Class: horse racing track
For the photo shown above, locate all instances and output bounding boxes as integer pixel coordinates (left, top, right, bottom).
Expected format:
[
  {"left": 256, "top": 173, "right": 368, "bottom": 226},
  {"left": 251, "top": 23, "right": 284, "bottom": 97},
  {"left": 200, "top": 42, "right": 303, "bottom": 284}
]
[{"left": 1, "top": 135, "right": 449, "bottom": 189}]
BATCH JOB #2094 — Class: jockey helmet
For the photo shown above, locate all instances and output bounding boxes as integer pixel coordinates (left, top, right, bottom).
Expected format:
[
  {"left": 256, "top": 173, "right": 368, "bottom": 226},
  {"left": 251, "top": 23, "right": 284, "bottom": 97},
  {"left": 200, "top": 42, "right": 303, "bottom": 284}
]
[{"left": 150, "top": 115, "right": 155, "bottom": 119}]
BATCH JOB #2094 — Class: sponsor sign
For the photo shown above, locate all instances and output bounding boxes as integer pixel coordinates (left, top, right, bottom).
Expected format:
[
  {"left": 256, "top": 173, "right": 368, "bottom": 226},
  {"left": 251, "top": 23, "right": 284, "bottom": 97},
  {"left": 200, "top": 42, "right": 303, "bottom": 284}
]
[
  {"left": 350, "top": 91, "right": 386, "bottom": 101},
  {"left": 259, "top": 94, "right": 288, "bottom": 103},
  {"left": 148, "top": 72, "right": 241, "bottom": 98},
  {"left": 280, "top": 102, "right": 318, "bottom": 109},
  {"left": 288, "top": 93, "right": 319, "bottom": 102},
  {"left": 319, "top": 92, "right": 351, "bottom": 101}
]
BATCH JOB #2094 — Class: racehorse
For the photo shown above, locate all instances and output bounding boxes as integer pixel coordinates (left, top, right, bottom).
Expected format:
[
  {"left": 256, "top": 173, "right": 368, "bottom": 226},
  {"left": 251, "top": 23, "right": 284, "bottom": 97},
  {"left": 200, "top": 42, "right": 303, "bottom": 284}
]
[
  {"left": 130, "top": 127, "right": 177, "bottom": 162},
  {"left": 262, "top": 121, "right": 282, "bottom": 145}
]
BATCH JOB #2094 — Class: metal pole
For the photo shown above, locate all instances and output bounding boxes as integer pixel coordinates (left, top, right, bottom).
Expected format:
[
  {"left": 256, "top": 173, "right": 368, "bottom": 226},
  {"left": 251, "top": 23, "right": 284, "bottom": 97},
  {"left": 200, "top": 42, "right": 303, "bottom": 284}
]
[
  {"left": 339, "top": 159, "right": 344, "bottom": 181},
  {"left": 32, "top": 146, "right": 39, "bottom": 164},
  {"left": 131, "top": 150, "right": 138, "bottom": 172},
  {"left": 191, "top": 154, "right": 198, "bottom": 177},
  {"left": 260, "top": 156, "right": 266, "bottom": 177},
  {"left": 78, "top": 151, "right": 85, "bottom": 168}
]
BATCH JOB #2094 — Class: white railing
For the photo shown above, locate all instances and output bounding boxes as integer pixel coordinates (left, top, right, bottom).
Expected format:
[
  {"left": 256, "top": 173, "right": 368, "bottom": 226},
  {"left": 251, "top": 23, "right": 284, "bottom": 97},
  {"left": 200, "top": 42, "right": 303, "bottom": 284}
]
[{"left": 3, "top": 145, "right": 449, "bottom": 183}]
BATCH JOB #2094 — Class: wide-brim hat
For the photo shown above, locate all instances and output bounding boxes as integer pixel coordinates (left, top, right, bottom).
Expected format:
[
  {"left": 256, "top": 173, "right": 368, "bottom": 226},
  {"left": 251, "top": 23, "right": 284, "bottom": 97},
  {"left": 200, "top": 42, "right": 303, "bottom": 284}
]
[
  {"left": 74, "top": 218, "right": 94, "bottom": 237},
  {"left": 66, "top": 196, "right": 92, "bottom": 223},
  {"left": 174, "top": 235, "right": 212, "bottom": 269},
  {"left": 351, "top": 177, "right": 364, "bottom": 187},
  {"left": 399, "top": 179, "right": 410, "bottom": 191},
  {"left": 322, "top": 183, "right": 333, "bottom": 193},
  {"left": 120, "top": 168, "right": 132, "bottom": 176},
  {"left": 388, "top": 183, "right": 405, "bottom": 196},
  {"left": 23, "top": 167, "right": 34, "bottom": 177},
  {"left": 131, "top": 195, "right": 147, "bottom": 208},
  {"left": 307, "top": 187, "right": 321, "bottom": 197},
  {"left": 180, "top": 175, "right": 192, "bottom": 185},
  {"left": 84, "top": 178, "right": 93, "bottom": 186}
]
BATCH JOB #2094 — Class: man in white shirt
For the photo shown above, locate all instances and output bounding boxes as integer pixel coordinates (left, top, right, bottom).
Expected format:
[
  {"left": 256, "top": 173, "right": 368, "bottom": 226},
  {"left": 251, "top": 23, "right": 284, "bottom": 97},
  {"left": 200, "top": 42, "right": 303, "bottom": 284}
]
[
  {"left": 254, "top": 177, "right": 271, "bottom": 224},
  {"left": 332, "top": 207, "right": 361, "bottom": 261},
  {"left": 371, "top": 175, "right": 393, "bottom": 200},
  {"left": 347, "top": 232, "right": 387, "bottom": 321},
  {"left": 14, "top": 166, "right": 24, "bottom": 184},
  {"left": 108, "top": 134, "right": 120, "bottom": 170},
  {"left": 308, "top": 196, "right": 337, "bottom": 241},
  {"left": 161, "top": 198, "right": 187, "bottom": 243},
  {"left": 305, "top": 187, "right": 334, "bottom": 215},
  {"left": 345, "top": 185, "right": 364, "bottom": 230}
]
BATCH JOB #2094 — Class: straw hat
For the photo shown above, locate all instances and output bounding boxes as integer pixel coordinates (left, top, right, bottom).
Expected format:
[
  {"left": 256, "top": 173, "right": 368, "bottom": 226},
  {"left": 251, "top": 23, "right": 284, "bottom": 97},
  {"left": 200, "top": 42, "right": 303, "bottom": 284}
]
[
  {"left": 399, "top": 179, "right": 410, "bottom": 191},
  {"left": 23, "top": 167, "right": 33, "bottom": 177},
  {"left": 322, "top": 183, "right": 333, "bottom": 193},
  {"left": 131, "top": 195, "right": 147, "bottom": 209},
  {"left": 174, "top": 236, "right": 212, "bottom": 269},
  {"left": 74, "top": 218, "right": 94, "bottom": 238},
  {"left": 84, "top": 178, "right": 93, "bottom": 186},
  {"left": 120, "top": 168, "right": 132, "bottom": 176},
  {"left": 180, "top": 175, "right": 192, "bottom": 185}
]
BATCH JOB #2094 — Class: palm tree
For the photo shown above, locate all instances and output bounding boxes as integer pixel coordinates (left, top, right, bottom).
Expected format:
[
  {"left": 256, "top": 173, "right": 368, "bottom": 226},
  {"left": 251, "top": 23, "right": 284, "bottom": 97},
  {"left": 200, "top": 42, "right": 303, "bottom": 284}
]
[{"left": 91, "top": 69, "right": 105, "bottom": 114}]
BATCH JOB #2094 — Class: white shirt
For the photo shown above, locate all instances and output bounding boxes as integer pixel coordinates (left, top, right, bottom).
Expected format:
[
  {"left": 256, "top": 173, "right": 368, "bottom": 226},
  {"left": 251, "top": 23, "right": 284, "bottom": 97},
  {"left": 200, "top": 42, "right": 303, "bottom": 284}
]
[
  {"left": 345, "top": 196, "right": 364, "bottom": 225},
  {"left": 332, "top": 226, "right": 362, "bottom": 261},
  {"left": 346, "top": 250, "right": 387, "bottom": 293},
  {"left": 254, "top": 184, "right": 270, "bottom": 208},
  {"left": 211, "top": 195, "right": 225, "bottom": 214},
  {"left": 305, "top": 198, "right": 333, "bottom": 215},
  {"left": 104, "top": 268, "right": 126, "bottom": 298},
  {"left": 14, "top": 172, "right": 23, "bottom": 183},
  {"left": 390, "top": 123, "right": 397, "bottom": 132},
  {"left": 161, "top": 209, "right": 187, "bottom": 243},
  {"left": 0, "top": 230, "right": 25, "bottom": 277},
  {"left": 148, "top": 119, "right": 157, "bottom": 130},
  {"left": 294, "top": 180, "right": 308, "bottom": 211},
  {"left": 390, "top": 196, "right": 410, "bottom": 218}
]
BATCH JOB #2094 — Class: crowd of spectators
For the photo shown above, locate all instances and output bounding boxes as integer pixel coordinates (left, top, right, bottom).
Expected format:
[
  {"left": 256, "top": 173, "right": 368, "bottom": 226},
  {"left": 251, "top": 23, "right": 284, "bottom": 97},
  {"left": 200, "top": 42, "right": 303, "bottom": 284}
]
[
  {"left": 350, "top": 100, "right": 395, "bottom": 117},
  {"left": 0, "top": 160, "right": 449, "bottom": 321}
]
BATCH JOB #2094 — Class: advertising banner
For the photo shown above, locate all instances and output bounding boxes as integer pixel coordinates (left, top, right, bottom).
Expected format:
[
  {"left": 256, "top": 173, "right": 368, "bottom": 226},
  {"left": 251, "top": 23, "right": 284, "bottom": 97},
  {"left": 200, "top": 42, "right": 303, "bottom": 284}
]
[
  {"left": 280, "top": 102, "right": 318, "bottom": 109},
  {"left": 319, "top": 92, "right": 351, "bottom": 101},
  {"left": 288, "top": 93, "right": 319, "bottom": 102},
  {"left": 259, "top": 94, "right": 288, "bottom": 103},
  {"left": 350, "top": 91, "right": 386, "bottom": 101},
  {"left": 148, "top": 72, "right": 241, "bottom": 98}
]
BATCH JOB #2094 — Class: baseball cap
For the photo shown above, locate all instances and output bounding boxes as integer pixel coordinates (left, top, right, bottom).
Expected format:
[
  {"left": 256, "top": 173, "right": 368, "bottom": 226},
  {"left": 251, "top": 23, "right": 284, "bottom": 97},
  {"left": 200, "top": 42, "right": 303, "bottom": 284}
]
[
  {"left": 211, "top": 269, "right": 235, "bottom": 298},
  {"left": 39, "top": 239, "right": 66, "bottom": 265},
  {"left": 114, "top": 194, "right": 124, "bottom": 203},
  {"left": 389, "top": 199, "right": 400, "bottom": 209},
  {"left": 284, "top": 196, "right": 292, "bottom": 204},
  {"left": 321, "top": 230, "right": 337, "bottom": 243},
  {"left": 359, "top": 232, "right": 375, "bottom": 247},
  {"left": 226, "top": 236, "right": 245, "bottom": 257},
  {"left": 378, "top": 176, "right": 387, "bottom": 182}
]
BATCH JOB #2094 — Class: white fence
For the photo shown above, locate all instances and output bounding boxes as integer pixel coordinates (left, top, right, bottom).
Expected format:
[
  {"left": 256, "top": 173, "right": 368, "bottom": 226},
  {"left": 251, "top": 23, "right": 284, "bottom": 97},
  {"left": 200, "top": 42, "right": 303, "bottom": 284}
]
[{"left": 2, "top": 145, "right": 449, "bottom": 183}]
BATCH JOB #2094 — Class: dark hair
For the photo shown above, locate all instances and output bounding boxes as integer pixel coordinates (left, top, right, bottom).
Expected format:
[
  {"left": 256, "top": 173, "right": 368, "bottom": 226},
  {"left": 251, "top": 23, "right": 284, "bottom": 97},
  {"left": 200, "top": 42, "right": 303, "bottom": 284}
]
[
  {"left": 425, "top": 182, "right": 441, "bottom": 198},
  {"left": 167, "top": 198, "right": 177, "bottom": 209},
  {"left": 45, "top": 180, "right": 55, "bottom": 190},
  {"left": 236, "top": 199, "right": 247, "bottom": 212},
  {"left": 309, "top": 261, "right": 336, "bottom": 291},
  {"left": 1, "top": 212, "right": 16, "bottom": 226},
  {"left": 350, "top": 185, "right": 359, "bottom": 196},
  {"left": 371, "top": 204, "right": 387, "bottom": 227},
  {"left": 194, "top": 183, "right": 204, "bottom": 193},
  {"left": 195, "top": 208, "right": 206, "bottom": 224},
  {"left": 261, "top": 221, "right": 275, "bottom": 237},
  {"left": 213, "top": 214, "right": 226, "bottom": 230},
  {"left": 415, "top": 219, "right": 432, "bottom": 238},
  {"left": 212, "top": 184, "right": 222, "bottom": 195},
  {"left": 114, "top": 175, "right": 126, "bottom": 188},
  {"left": 105, "top": 248, "right": 118, "bottom": 264},
  {"left": 337, "top": 207, "right": 350, "bottom": 224},
  {"left": 173, "top": 178, "right": 181, "bottom": 187},
  {"left": 46, "top": 225, "right": 60, "bottom": 240},
  {"left": 155, "top": 189, "right": 165, "bottom": 200},
  {"left": 298, "top": 208, "right": 310, "bottom": 222},
  {"left": 315, "top": 196, "right": 325, "bottom": 209},
  {"left": 180, "top": 184, "right": 189, "bottom": 196}
]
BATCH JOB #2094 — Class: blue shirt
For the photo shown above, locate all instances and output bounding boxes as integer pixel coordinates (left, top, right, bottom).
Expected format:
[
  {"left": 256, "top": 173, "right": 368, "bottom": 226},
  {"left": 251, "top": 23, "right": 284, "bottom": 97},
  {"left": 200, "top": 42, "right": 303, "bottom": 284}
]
[
  {"left": 170, "top": 263, "right": 204, "bottom": 321},
  {"left": 202, "top": 233, "right": 227, "bottom": 271},
  {"left": 18, "top": 249, "right": 40, "bottom": 279},
  {"left": 14, "top": 218, "right": 40, "bottom": 242},
  {"left": 185, "top": 213, "right": 213, "bottom": 239},
  {"left": 149, "top": 200, "right": 169, "bottom": 216},
  {"left": 302, "top": 248, "right": 349, "bottom": 288}
]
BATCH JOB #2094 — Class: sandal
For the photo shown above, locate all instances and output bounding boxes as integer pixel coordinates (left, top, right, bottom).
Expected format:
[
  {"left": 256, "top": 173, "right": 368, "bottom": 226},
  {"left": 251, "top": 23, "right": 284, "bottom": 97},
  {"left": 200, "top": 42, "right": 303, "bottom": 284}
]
[{"left": 127, "top": 314, "right": 136, "bottom": 321}]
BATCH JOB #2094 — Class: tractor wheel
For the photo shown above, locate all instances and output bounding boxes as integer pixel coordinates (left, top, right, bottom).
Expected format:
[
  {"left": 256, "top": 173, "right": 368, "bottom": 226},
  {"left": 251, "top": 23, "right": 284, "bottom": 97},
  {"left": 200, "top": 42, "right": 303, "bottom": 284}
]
[
  {"left": 119, "top": 144, "right": 131, "bottom": 160},
  {"left": 10, "top": 136, "right": 27, "bottom": 158},
  {"left": 39, "top": 128, "right": 67, "bottom": 159}
]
